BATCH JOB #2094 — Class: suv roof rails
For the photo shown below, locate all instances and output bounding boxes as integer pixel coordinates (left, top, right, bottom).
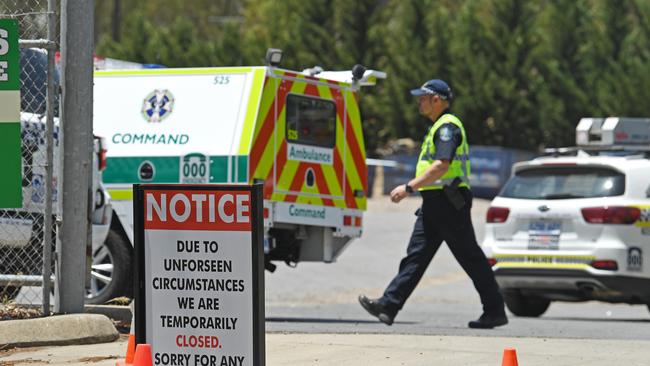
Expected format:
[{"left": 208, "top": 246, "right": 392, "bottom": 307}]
[{"left": 542, "top": 147, "right": 579, "bottom": 157}]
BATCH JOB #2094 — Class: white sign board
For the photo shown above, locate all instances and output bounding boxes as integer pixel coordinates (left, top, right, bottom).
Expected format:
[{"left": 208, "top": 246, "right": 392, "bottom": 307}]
[{"left": 134, "top": 184, "right": 264, "bottom": 366}]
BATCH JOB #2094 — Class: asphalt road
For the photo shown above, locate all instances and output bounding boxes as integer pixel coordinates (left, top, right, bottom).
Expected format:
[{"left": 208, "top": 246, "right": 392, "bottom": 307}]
[
  {"left": 265, "top": 196, "right": 650, "bottom": 340},
  {"left": 12, "top": 195, "right": 650, "bottom": 341}
]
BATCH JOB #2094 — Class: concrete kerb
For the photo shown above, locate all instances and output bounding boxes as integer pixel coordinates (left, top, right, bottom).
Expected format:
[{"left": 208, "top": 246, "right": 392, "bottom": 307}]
[
  {"left": 0, "top": 303, "right": 131, "bottom": 349},
  {"left": 84, "top": 304, "right": 132, "bottom": 323},
  {"left": 0, "top": 313, "right": 119, "bottom": 348}
]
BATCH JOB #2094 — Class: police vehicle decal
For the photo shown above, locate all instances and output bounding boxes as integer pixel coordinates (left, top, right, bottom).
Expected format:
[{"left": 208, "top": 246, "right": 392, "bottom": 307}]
[
  {"left": 627, "top": 247, "right": 643, "bottom": 271},
  {"left": 494, "top": 254, "right": 595, "bottom": 269},
  {"left": 634, "top": 205, "right": 650, "bottom": 228}
]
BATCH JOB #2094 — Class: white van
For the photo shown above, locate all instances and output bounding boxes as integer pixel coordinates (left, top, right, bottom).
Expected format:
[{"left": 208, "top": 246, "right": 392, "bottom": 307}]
[{"left": 93, "top": 63, "right": 384, "bottom": 301}]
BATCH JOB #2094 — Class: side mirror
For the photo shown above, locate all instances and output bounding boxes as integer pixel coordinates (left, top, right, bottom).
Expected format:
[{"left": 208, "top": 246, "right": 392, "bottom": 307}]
[{"left": 646, "top": 185, "right": 650, "bottom": 198}]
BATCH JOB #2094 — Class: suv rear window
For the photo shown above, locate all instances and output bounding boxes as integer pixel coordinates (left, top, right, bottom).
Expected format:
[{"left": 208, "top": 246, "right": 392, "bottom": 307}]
[
  {"left": 499, "top": 166, "right": 625, "bottom": 199},
  {"left": 285, "top": 94, "right": 336, "bottom": 148}
]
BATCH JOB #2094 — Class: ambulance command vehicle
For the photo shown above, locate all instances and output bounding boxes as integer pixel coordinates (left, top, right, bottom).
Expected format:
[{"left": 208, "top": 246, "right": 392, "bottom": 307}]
[
  {"left": 92, "top": 62, "right": 385, "bottom": 302},
  {"left": 483, "top": 118, "right": 650, "bottom": 317}
]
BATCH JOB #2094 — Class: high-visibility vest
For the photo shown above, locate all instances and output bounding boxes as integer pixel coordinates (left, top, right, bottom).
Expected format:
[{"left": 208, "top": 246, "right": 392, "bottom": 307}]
[{"left": 415, "top": 113, "right": 471, "bottom": 191}]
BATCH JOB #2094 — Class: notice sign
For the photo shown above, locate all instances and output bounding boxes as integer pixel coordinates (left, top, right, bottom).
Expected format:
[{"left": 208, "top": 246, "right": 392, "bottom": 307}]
[
  {"left": 0, "top": 19, "right": 22, "bottom": 208},
  {"left": 134, "top": 184, "right": 265, "bottom": 366}
]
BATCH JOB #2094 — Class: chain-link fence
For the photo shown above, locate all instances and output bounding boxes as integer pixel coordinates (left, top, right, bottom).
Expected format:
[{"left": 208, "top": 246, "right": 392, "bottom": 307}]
[{"left": 0, "top": 0, "right": 58, "bottom": 315}]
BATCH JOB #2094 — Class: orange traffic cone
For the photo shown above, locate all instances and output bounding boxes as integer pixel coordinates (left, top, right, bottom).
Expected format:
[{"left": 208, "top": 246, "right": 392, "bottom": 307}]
[
  {"left": 125, "top": 334, "right": 136, "bottom": 362},
  {"left": 132, "top": 344, "right": 153, "bottom": 366},
  {"left": 501, "top": 348, "right": 519, "bottom": 366},
  {"left": 115, "top": 335, "right": 136, "bottom": 365}
]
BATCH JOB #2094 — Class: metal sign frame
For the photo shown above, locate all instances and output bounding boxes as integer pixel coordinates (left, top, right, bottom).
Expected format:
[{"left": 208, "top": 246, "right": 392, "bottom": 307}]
[{"left": 133, "top": 183, "right": 265, "bottom": 366}]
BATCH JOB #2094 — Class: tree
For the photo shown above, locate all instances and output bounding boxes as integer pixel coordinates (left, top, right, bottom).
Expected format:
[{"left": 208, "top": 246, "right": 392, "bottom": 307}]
[
  {"left": 95, "top": 0, "right": 244, "bottom": 67},
  {"left": 91, "top": 0, "right": 650, "bottom": 152},
  {"left": 450, "top": 0, "right": 547, "bottom": 150},
  {"left": 368, "top": 0, "right": 458, "bottom": 143},
  {"left": 535, "top": 0, "right": 597, "bottom": 147},
  {"left": 593, "top": 0, "right": 650, "bottom": 117},
  {"left": 240, "top": 0, "right": 386, "bottom": 150}
]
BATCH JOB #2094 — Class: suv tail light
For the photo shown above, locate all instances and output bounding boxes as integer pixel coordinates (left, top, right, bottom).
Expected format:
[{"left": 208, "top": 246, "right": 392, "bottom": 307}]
[
  {"left": 486, "top": 207, "right": 510, "bottom": 223},
  {"left": 581, "top": 206, "right": 640, "bottom": 224},
  {"left": 96, "top": 136, "right": 108, "bottom": 171},
  {"left": 590, "top": 260, "right": 618, "bottom": 271},
  {"left": 99, "top": 148, "right": 107, "bottom": 171}
]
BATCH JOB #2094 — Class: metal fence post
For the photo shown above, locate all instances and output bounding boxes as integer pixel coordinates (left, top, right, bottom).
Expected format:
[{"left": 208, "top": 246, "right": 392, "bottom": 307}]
[
  {"left": 41, "top": 0, "right": 57, "bottom": 317},
  {"left": 55, "top": 0, "right": 93, "bottom": 313}
]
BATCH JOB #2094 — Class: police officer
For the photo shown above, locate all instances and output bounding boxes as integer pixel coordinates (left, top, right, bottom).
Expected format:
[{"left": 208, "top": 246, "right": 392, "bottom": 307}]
[{"left": 359, "top": 79, "right": 507, "bottom": 329}]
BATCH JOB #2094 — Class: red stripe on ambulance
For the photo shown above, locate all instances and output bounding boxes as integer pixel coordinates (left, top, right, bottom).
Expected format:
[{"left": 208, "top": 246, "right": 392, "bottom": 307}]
[
  {"left": 330, "top": 88, "right": 367, "bottom": 193},
  {"left": 270, "top": 140, "right": 288, "bottom": 193},
  {"left": 249, "top": 78, "right": 294, "bottom": 176},
  {"left": 334, "top": 149, "right": 357, "bottom": 209},
  {"left": 312, "top": 165, "right": 334, "bottom": 206}
]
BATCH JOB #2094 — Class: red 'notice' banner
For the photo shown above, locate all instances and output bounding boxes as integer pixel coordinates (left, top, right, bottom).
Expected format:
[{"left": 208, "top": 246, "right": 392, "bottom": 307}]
[{"left": 144, "top": 190, "right": 252, "bottom": 231}]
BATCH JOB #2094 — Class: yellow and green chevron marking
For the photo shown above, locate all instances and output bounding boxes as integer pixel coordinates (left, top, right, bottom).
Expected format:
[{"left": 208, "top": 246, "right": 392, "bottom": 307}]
[{"left": 248, "top": 70, "right": 367, "bottom": 210}]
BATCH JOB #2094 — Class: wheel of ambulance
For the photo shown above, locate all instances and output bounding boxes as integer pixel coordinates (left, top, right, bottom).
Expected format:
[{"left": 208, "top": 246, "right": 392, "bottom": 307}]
[
  {"left": 85, "top": 229, "right": 133, "bottom": 304},
  {"left": 0, "top": 286, "right": 21, "bottom": 301},
  {"left": 504, "top": 291, "right": 550, "bottom": 317}
]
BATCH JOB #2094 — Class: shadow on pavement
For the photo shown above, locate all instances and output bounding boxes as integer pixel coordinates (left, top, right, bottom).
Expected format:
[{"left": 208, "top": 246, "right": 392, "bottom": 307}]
[
  {"left": 536, "top": 316, "right": 650, "bottom": 323},
  {"left": 266, "top": 317, "right": 416, "bottom": 325}
]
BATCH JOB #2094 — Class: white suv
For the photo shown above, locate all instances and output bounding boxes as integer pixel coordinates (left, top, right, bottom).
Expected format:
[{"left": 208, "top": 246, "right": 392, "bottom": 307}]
[
  {"left": 0, "top": 49, "right": 113, "bottom": 303},
  {"left": 482, "top": 118, "right": 650, "bottom": 317},
  {"left": 0, "top": 113, "right": 113, "bottom": 302}
]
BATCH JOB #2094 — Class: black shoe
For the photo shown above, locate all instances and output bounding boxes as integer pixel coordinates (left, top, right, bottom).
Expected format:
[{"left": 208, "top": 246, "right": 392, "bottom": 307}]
[
  {"left": 358, "top": 295, "right": 395, "bottom": 326},
  {"left": 468, "top": 313, "right": 508, "bottom": 329}
]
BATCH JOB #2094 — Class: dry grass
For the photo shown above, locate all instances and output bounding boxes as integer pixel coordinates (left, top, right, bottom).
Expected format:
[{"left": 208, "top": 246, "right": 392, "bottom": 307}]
[
  {"left": 104, "top": 297, "right": 131, "bottom": 306},
  {"left": 0, "top": 304, "right": 42, "bottom": 321}
]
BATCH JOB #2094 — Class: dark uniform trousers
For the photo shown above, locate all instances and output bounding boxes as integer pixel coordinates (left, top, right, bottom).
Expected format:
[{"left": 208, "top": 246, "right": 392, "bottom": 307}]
[{"left": 380, "top": 188, "right": 505, "bottom": 316}]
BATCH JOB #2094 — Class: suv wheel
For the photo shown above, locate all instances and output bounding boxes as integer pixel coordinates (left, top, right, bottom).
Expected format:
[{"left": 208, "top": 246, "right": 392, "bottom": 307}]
[
  {"left": 85, "top": 229, "right": 132, "bottom": 304},
  {"left": 504, "top": 291, "right": 550, "bottom": 317}
]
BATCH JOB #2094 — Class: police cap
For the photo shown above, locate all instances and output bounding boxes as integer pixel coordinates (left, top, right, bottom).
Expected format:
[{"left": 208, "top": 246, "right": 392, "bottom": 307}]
[{"left": 410, "top": 79, "right": 453, "bottom": 100}]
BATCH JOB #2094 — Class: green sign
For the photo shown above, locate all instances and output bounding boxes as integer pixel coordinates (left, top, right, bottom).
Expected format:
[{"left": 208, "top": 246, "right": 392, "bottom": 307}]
[{"left": 0, "top": 19, "right": 22, "bottom": 208}]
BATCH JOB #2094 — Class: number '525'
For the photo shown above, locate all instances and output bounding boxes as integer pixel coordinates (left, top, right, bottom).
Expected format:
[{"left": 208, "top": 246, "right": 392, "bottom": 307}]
[{"left": 213, "top": 76, "right": 230, "bottom": 85}]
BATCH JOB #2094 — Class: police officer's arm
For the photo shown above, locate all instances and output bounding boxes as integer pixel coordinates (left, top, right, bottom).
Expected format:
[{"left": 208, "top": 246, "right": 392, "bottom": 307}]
[
  {"left": 407, "top": 160, "right": 450, "bottom": 189},
  {"left": 391, "top": 124, "right": 462, "bottom": 203},
  {"left": 391, "top": 162, "right": 450, "bottom": 203}
]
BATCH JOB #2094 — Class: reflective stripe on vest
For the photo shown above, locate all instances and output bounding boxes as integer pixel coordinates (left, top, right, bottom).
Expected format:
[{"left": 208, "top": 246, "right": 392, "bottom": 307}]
[{"left": 415, "top": 113, "right": 471, "bottom": 191}]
